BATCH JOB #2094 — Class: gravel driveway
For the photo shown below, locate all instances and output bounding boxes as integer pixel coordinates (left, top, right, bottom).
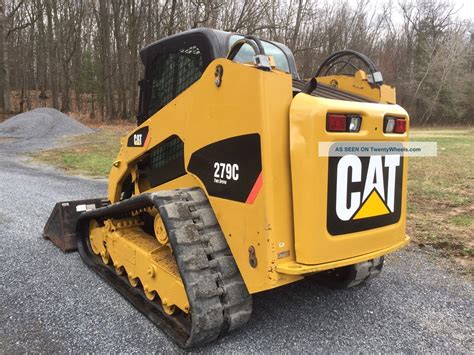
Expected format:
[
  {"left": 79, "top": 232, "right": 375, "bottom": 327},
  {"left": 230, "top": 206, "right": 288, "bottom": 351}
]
[{"left": 0, "top": 119, "right": 472, "bottom": 353}]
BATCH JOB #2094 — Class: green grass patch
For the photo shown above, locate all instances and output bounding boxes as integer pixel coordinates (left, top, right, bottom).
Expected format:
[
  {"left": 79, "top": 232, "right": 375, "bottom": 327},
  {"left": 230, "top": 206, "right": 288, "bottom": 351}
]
[
  {"left": 30, "top": 127, "right": 130, "bottom": 177},
  {"left": 450, "top": 214, "right": 472, "bottom": 227},
  {"left": 408, "top": 128, "right": 473, "bottom": 269}
]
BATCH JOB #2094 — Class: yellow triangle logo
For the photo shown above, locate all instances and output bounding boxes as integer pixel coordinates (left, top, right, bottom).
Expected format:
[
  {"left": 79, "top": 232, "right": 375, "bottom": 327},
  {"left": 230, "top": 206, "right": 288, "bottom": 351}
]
[{"left": 352, "top": 189, "right": 390, "bottom": 220}]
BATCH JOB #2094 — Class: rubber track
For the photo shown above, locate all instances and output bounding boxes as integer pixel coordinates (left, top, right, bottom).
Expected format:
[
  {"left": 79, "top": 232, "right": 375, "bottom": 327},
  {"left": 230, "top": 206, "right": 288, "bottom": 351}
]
[
  {"left": 345, "top": 256, "right": 384, "bottom": 288},
  {"left": 312, "top": 257, "right": 384, "bottom": 289},
  {"left": 76, "top": 188, "right": 252, "bottom": 348}
]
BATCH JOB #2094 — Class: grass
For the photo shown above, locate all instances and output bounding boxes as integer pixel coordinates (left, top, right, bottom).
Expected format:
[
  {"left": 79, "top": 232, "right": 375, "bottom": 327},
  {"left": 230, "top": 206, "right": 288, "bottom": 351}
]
[
  {"left": 407, "top": 127, "right": 473, "bottom": 272},
  {"left": 31, "top": 125, "right": 474, "bottom": 272},
  {"left": 30, "top": 126, "right": 131, "bottom": 177}
]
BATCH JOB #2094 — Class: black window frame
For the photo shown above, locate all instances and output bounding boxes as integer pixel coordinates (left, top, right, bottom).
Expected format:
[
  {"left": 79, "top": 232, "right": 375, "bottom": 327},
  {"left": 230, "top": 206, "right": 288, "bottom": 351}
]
[{"left": 138, "top": 33, "right": 215, "bottom": 125}]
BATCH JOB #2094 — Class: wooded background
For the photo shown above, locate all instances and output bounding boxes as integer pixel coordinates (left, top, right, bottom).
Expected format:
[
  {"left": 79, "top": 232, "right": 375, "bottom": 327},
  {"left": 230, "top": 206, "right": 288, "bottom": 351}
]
[{"left": 0, "top": 0, "right": 472, "bottom": 125}]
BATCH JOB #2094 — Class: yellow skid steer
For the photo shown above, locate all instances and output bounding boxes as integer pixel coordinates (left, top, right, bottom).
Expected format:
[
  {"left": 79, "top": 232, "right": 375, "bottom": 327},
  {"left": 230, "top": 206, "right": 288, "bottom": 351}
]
[{"left": 44, "top": 28, "right": 409, "bottom": 348}]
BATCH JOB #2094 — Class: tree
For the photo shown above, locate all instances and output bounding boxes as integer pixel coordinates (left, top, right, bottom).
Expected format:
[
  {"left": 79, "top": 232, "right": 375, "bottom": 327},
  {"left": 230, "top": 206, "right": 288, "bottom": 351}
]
[
  {"left": 0, "top": 0, "right": 7, "bottom": 114},
  {"left": 0, "top": 0, "right": 472, "bottom": 125}
]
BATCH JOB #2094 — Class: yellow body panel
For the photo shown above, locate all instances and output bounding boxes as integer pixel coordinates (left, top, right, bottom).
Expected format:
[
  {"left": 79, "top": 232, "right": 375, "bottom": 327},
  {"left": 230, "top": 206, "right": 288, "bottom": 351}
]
[
  {"left": 108, "top": 59, "right": 299, "bottom": 293},
  {"left": 289, "top": 94, "right": 409, "bottom": 264},
  {"left": 106, "top": 58, "right": 409, "bottom": 294},
  {"left": 277, "top": 236, "right": 409, "bottom": 275},
  {"left": 318, "top": 70, "right": 396, "bottom": 104}
]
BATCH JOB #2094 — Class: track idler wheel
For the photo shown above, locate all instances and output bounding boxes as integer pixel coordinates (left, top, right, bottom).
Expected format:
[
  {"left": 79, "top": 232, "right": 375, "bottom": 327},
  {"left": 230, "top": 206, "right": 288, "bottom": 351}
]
[
  {"left": 89, "top": 219, "right": 104, "bottom": 255},
  {"left": 154, "top": 214, "right": 168, "bottom": 245}
]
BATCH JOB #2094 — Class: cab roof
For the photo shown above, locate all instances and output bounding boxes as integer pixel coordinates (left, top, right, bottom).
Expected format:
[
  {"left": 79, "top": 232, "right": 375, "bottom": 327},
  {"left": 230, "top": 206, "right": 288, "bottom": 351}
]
[{"left": 139, "top": 28, "right": 300, "bottom": 79}]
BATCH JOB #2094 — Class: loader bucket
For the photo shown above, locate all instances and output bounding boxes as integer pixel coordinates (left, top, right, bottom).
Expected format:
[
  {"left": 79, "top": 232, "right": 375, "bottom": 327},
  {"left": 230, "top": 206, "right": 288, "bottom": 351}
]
[{"left": 43, "top": 198, "right": 107, "bottom": 252}]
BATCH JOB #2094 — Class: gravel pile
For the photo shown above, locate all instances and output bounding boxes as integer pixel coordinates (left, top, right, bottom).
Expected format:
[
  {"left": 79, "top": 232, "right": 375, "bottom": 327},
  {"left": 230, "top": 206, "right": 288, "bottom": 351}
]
[
  {"left": 0, "top": 108, "right": 92, "bottom": 152},
  {"left": 0, "top": 108, "right": 92, "bottom": 139}
]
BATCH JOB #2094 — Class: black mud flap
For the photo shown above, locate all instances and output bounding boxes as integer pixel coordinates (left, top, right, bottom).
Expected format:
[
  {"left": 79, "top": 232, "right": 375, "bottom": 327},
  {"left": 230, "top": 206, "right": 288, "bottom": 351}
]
[{"left": 43, "top": 198, "right": 108, "bottom": 252}]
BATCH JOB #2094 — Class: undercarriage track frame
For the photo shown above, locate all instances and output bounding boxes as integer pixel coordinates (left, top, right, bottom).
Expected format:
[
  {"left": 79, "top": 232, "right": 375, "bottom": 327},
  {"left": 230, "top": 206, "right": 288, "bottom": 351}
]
[{"left": 76, "top": 188, "right": 252, "bottom": 348}]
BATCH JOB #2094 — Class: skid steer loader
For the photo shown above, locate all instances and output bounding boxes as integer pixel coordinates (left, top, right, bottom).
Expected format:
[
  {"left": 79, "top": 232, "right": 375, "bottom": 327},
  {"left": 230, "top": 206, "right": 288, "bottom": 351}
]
[{"left": 44, "top": 28, "right": 410, "bottom": 348}]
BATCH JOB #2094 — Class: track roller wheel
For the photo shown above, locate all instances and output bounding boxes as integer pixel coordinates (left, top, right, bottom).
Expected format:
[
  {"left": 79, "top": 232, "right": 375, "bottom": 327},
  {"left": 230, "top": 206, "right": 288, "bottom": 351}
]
[
  {"left": 114, "top": 265, "right": 124, "bottom": 275},
  {"left": 161, "top": 299, "right": 175, "bottom": 315},
  {"left": 144, "top": 287, "right": 156, "bottom": 301},
  {"left": 128, "top": 274, "right": 138, "bottom": 287},
  {"left": 100, "top": 251, "right": 111, "bottom": 265}
]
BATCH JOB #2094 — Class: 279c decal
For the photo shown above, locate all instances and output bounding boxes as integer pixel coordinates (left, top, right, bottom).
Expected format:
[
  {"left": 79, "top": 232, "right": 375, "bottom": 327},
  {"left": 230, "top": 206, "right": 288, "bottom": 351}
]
[
  {"left": 213, "top": 162, "right": 239, "bottom": 184},
  {"left": 327, "top": 154, "right": 403, "bottom": 235},
  {"left": 187, "top": 134, "right": 262, "bottom": 203}
]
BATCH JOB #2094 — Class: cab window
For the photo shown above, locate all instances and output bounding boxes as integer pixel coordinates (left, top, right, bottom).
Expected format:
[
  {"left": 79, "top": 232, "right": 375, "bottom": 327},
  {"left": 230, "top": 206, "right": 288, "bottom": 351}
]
[
  {"left": 228, "top": 35, "right": 290, "bottom": 73},
  {"left": 148, "top": 45, "right": 204, "bottom": 117}
]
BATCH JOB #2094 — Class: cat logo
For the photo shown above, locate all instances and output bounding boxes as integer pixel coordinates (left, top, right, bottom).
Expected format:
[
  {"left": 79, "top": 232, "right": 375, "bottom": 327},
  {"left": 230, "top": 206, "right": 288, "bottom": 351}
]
[
  {"left": 327, "top": 154, "right": 403, "bottom": 235},
  {"left": 133, "top": 134, "right": 143, "bottom": 146},
  {"left": 127, "top": 126, "right": 149, "bottom": 147}
]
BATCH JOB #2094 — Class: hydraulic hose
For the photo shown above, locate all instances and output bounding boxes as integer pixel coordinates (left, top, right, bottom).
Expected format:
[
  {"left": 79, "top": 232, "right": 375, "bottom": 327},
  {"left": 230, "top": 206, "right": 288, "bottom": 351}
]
[{"left": 314, "top": 49, "right": 379, "bottom": 79}]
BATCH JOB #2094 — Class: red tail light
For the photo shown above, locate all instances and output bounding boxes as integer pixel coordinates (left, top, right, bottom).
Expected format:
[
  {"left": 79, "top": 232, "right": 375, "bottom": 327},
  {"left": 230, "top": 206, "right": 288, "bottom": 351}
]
[
  {"left": 327, "top": 114, "right": 347, "bottom": 132},
  {"left": 327, "top": 114, "right": 362, "bottom": 132},
  {"left": 384, "top": 117, "right": 407, "bottom": 134},
  {"left": 394, "top": 118, "right": 406, "bottom": 133}
]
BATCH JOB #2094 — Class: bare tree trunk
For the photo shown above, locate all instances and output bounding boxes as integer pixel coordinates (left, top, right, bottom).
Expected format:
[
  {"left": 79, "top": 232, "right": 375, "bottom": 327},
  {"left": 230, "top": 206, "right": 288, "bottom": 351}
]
[
  {"left": 290, "top": 0, "right": 305, "bottom": 51},
  {"left": 0, "top": 0, "right": 6, "bottom": 114},
  {"left": 45, "top": 0, "right": 59, "bottom": 109},
  {"left": 36, "top": 0, "right": 48, "bottom": 101},
  {"left": 60, "top": 63, "right": 70, "bottom": 112},
  {"left": 73, "top": 50, "right": 82, "bottom": 112},
  {"left": 96, "top": 0, "right": 115, "bottom": 120},
  {"left": 55, "top": 1, "right": 69, "bottom": 113},
  {"left": 168, "top": 0, "right": 177, "bottom": 36},
  {"left": 58, "top": 1, "right": 84, "bottom": 113},
  {"left": 127, "top": 0, "right": 142, "bottom": 119},
  {"left": 72, "top": 11, "right": 82, "bottom": 112},
  {"left": 0, "top": 0, "right": 11, "bottom": 114},
  {"left": 112, "top": 0, "right": 127, "bottom": 118},
  {"left": 90, "top": 89, "right": 95, "bottom": 119}
]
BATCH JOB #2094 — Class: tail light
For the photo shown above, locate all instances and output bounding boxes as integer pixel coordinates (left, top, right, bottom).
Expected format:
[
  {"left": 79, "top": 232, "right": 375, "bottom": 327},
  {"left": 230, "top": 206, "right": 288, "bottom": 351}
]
[
  {"left": 327, "top": 114, "right": 346, "bottom": 131},
  {"left": 384, "top": 117, "right": 406, "bottom": 133},
  {"left": 327, "top": 114, "right": 362, "bottom": 132}
]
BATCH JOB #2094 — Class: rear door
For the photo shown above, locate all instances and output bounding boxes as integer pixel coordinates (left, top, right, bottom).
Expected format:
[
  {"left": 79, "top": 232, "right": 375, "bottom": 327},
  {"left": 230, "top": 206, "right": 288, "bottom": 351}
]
[{"left": 289, "top": 94, "right": 409, "bottom": 264}]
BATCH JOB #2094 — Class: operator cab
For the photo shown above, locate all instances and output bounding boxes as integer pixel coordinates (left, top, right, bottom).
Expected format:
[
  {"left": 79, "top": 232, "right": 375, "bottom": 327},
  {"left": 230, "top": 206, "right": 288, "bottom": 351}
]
[
  {"left": 137, "top": 28, "right": 299, "bottom": 125},
  {"left": 137, "top": 28, "right": 389, "bottom": 127}
]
